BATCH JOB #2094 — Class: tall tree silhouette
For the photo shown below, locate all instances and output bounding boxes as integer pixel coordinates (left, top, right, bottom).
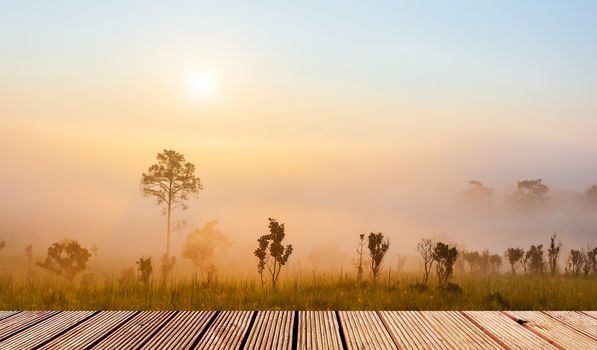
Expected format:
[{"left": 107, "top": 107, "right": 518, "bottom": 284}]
[{"left": 140, "top": 149, "right": 202, "bottom": 278}]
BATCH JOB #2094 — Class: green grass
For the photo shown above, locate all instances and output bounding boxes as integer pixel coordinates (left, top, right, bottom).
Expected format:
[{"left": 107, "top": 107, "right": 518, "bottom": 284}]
[{"left": 1, "top": 272, "right": 595, "bottom": 310}]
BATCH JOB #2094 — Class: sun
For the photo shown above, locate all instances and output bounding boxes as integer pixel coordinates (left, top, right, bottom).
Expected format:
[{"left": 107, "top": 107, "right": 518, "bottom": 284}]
[{"left": 193, "top": 76, "right": 213, "bottom": 96}]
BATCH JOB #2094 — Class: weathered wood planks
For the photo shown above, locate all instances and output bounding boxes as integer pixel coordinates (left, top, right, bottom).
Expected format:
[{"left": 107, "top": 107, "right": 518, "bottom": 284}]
[
  {"left": 0, "top": 310, "right": 595, "bottom": 349},
  {"left": 0, "top": 311, "right": 59, "bottom": 342},
  {"left": 140, "top": 310, "right": 215, "bottom": 350},
  {"left": 38, "top": 311, "right": 137, "bottom": 350},
  {"left": 421, "top": 311, "right": 504, "bottom": 350},
  {"left": 338, "top": 311, "right": 397, "bottom": 349},
  {"left": 244, "top": 311, "right": 294, "bottom": 350},
  {"left": 463, "top": 311, "right": 559, "bottom": 350},
  {"left": 505, "top": 310, "right": 596, "bottom": 350},
  {"left": 297, "top": 311, "right": 343, "bottom": 350},
  {"left": 543, "top": 311, "right": 597, "bottom": 340},
  {"left": 0, "top": 312, "right": 18, "bottom": 321},
  {"left": 88, "top": 311, "right": 175, "bottom": 349},
  {"left": 0, "top": 311, "right": 95, "bottom": 349},
  {"left": 195, "top": 311, "right": 253, "bottom": 349},
  {"left": 381, "top": 311, "right": 452, "bottom": 349}
]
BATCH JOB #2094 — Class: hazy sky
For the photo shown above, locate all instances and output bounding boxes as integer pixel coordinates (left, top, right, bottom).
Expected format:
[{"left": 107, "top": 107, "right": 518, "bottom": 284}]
[{"left": 1, "top": 1, "right": 596, "bottom": 265}]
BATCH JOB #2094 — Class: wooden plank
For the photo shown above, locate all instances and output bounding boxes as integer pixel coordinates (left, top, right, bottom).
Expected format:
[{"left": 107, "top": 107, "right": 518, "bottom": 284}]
[
  {"left": 505, "top": 311, "right": 597, "bottom": 350},
  {"left": 543, "top": 311, "right": 597, "bottom": 340},
  {"left": 89, "top": 311, "right": 175, "bottom": 349},
  {"left": 338, "top": 311, "right": 397, "bottom": 350},
  {"left": 38, "top": 311, "right": 137, "bottom": 350},
  {"left": 0, "top": 312, "right": 18, "bottom": 321},
  {"left": 0, "top": 311, "right": 59, "bottom": 341},
  {"left": 297, "top": 311, "right": 343, "bottom": 350},
  {"left": 582, "top": 311, "right": 597, "bottom": 319},
  {"left": 195, "top": 311, "right": 253, "bottom": 350},
  {"left": 463, "top": 311, "right": 558, "bottom": 350},
  {"left": 0, "top": 311, "right": 95, "bottom": 349},
  {"left": 244, "top": 311, "right": 294, "bottom": 350},
  {"left": 380, "top": 311, "right": 451, "bottom": 350},
  {"left": 140, "top": 311, "right": 215, "bottom": 349},
  {"left": 421, "top": 311, "right": 504, "bottom": 350}
]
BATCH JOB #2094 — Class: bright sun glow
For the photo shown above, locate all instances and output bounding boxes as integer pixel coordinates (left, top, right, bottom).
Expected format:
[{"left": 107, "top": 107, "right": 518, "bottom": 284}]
[{"left": 193, "top": 76, "right": 213, "bottom": 96}]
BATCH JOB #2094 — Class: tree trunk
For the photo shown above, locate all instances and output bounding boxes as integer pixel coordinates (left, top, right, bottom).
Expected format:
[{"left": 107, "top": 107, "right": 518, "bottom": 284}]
[{"left": 166, "top": 199, "right": 171, "bottom": 259}]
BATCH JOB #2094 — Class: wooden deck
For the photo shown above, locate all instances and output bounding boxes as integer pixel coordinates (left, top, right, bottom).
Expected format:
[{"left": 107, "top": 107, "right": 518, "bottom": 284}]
[{"left": 0, "top": 311, "right": 594, "bottom": 349}]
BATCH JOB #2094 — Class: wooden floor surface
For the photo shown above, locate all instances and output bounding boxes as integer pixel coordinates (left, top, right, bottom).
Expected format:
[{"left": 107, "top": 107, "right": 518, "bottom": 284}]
[{"left": 0, "top": 311, "right": 594, "bottom": 349}]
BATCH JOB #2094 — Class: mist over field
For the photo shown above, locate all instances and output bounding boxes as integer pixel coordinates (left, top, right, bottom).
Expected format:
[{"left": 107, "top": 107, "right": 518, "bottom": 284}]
[
  {"left": 1, "top": 1, "right": 596, "bottom": 276},
  {"left": 1, "top": 124, "right": 595, "bottom": 274}
]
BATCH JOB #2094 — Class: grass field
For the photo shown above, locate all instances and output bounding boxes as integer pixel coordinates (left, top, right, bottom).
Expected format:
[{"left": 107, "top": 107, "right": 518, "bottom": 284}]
[{"left": 1, "top": 272, "right": 595, "bottom": 310}]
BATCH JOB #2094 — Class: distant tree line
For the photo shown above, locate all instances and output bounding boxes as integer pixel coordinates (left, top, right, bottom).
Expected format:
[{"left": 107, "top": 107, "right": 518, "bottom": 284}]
[{"left": 464, "top": 178, "right": 597, "bottom": 209}]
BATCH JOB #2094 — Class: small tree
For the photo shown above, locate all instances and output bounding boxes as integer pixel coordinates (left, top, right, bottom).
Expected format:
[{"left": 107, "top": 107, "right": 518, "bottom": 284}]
[
  {"left": 355, "top": 234, "right": 366, "bottom": 282},
  {"left": 587, "top": 247, "right": 597, "bottom": 275},
  {"left": 25, "top": 244, "right": 33, "bottom": 276},
  {"left": 489, "top": 254, "right": 502, "bottom": 273},
  {"left": 160, "top": 254, "right": 176, "bottom": 284},
  {"left": 367, "top": 232, "right": 390, "bottom": 281},
  {"left": 395, "top": 255, "right": 407, "bottom": 274},
  {"left": 140, "top": 149, "right": 202, "bottom": 278},
  {"left": 463, "top": 180, "right": 494, "bottom": 201},
  {"left": 585, "top": 185, "right": 597, "bottom": 206},
  {"left": 253, "top": 218, "right": 293, "bottom": 289},
  {"left": 479, "top": 250, "right": 491, "bottom": 274},
  {"left": 416, "top": 238, "right": 435, "bottom": 286},
  {"left": 182, "top": 220, "right": 231, "bottom": 282},
  {"left": 462, "top": 251, "right": 481, "bottom": 273},
  {"left": 136, "top": 256, "right": 153, "bottom": 287},
  {"left": 566, "top": 250, "right": 585, "bottom": 276},
  {"left": 525, "top": 245, "right": 545, "bottom": 274},
  {"left": 504, "top": 247, "right": 524, "bottom": 275},
  {"left": 547, "top": 234, "right": 561, "bottom": 275},
  {"left": 509, "top": 179, "right": 549, "bottom": 209},
  {"left": 37, "top": 239, "right": 92, "bottom": 281},
  {"left": 90, "top": 244, "right": 99, "bottom": 257},
  {"left": 432, "top": 242, "right": 458, "bottom": 288}
]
